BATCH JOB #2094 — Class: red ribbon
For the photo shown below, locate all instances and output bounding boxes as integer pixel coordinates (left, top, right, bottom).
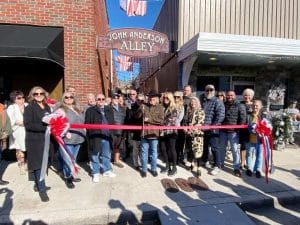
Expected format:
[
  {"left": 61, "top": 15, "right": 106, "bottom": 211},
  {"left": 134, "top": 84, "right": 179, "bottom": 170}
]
[
  {"left": 70, "top": 124, "right": 248, "bottom": 130},
  {"left": 49, "top": 116, "right": 78, "bottom": 176},
  {"left": 49, "top": 116, "right": 69, "bottom": 137},
  {"left": 255, "top": 119, "right": 273, "bottom": 183}
]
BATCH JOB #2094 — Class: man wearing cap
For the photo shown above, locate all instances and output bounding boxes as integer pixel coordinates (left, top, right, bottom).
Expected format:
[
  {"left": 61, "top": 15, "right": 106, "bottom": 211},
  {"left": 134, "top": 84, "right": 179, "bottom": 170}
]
[
  {"left": 199, "top": 84, "right": 225, "bottom": 171},
  {"left": 140, "top": 90, "right": 164, "bottom": 178}
]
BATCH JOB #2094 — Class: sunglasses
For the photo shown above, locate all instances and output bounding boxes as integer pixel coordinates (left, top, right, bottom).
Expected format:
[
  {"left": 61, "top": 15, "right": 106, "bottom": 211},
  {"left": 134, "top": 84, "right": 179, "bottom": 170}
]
[
  {"left": 97, "top": 98, "right": 105, "bottom": 101},
  {"left": 64, "top": 96, "right": 74, "bottom": 100},
  {"left": 16, "top": 96, "right": 24, "bottom": 100},
  {"left": 205, "top": 89, "right": 214, "bottom": 92},
  {"left": 174, "top": 96, "right": 181, "bottom": 98},
  {"left": 33, "top": 92, "right": 45, "bottom": 96}
]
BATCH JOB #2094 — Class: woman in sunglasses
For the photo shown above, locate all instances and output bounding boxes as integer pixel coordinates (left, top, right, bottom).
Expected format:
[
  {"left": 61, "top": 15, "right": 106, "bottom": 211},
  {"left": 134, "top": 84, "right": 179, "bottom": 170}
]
[
  {"left": 216, "top": 91, "right": 226, "bottom": 103},
  {"left": 7, "top": 90, "right": 28, "bottom": 175},
  {"left": 24, "top": 86, "right": 51, "bottom": 202},
  {"left": 160, "top": 92, "right": 184, "bottom": 176},
  {"left": 173, "top": 91, "right": 185, "bottom": 165},
  {"left": 55, "top": 92, "right": 86, "bottom": 189}
]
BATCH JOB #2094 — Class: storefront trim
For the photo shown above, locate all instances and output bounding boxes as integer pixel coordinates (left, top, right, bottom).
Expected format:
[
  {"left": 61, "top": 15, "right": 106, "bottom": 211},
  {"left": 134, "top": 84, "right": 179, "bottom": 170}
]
[{"left": 178, "top": 32, "right": 300, "bottom": 62}]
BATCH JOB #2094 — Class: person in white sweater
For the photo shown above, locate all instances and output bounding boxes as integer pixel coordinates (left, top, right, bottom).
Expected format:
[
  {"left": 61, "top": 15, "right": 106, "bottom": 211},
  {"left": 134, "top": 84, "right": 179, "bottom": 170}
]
[{"left": 7, "top": 90, "right": 28, "bottom": 175}]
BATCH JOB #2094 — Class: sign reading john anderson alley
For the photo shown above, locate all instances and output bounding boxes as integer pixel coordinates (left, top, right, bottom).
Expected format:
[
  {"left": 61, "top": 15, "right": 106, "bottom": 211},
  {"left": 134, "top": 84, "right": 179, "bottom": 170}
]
[{"left": 97, "top": 28, "right": 169, "bottom": 58}]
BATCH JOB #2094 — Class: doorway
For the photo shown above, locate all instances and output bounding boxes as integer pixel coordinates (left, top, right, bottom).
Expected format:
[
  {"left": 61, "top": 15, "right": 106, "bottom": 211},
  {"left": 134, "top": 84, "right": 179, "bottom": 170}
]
[{"left": 0, "top": 58, "right": 64, "bottom": 104}]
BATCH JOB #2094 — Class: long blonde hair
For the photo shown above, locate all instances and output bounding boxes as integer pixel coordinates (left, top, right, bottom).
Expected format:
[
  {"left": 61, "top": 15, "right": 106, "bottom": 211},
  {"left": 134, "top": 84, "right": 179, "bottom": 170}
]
[
  {"left": 27, "top": 86, "right": 48, "bottom": 103},
  {"left": 163, "top": 92, "right": 176, "bottom": 112},
  {"left": 59, "top": 92, "right": 81, "bottom": 114},
  {"left": 173, "top": 91, "right": 184, "bottom": 111}
]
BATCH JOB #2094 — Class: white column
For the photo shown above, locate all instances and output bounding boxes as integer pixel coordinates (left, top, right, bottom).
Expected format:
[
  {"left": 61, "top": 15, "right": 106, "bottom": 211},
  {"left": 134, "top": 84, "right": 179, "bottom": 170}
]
[{"left": 181, "top": 55, "right": 198, "bottom": 87}]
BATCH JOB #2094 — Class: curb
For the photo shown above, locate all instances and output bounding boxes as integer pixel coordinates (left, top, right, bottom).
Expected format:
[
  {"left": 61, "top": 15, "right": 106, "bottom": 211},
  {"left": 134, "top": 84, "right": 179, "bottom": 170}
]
[{"left": 238, "top": 190, "right": 300, "bottom": 211}]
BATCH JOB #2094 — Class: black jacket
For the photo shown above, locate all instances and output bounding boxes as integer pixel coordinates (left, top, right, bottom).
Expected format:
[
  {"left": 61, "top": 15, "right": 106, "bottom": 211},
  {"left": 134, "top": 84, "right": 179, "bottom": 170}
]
[
  {"left": 84, "top": 105, "right": 114, "bottom": 152},
  {"left": 24, "top": 101, "right": 51, "bottom": 171},
  {"left": 106, "top": 104, "right": 126, "bottom": 136},
  {"left": 222, "top": 100, "right": 247, "bottom": 132},
  {"left": 126, "top": 102, "right": 143, "bottom": 141}
]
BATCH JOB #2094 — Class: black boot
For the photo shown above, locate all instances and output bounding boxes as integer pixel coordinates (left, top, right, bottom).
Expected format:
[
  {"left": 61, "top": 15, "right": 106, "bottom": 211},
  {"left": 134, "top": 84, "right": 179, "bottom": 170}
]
[
  {"left": 65, "top": 178, "right": 75, "bottom": 189},
  {"left": 168, "top": 164, "right": 177, "bottom": 176},
  {"left": 0, "top": 179, "right": 9, "bottom": 185},
  {"left": 34, "top": 184, "right": 51, "bottom": 192},
  {"left": 39, "top": 191, "right": 49, "bottom": 202},
  {"left": 160, "top": 163, "right": 170, "bottom": 174}
]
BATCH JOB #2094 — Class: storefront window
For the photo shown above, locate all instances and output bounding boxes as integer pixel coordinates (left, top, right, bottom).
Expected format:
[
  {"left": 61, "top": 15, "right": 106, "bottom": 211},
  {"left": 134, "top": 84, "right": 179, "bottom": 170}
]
[{"left": 196, "top": 76, "right": 230, "bottom": 92}]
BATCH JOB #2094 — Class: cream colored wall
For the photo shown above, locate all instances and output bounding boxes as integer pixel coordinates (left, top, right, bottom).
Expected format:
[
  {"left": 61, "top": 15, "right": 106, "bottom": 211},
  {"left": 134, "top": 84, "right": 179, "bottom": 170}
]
[
  {"left": 139, "top": 0, "right": 300, "bottom": 91},
  {"left": 178, "top": 0, "right": 300, "bottom": 47}
]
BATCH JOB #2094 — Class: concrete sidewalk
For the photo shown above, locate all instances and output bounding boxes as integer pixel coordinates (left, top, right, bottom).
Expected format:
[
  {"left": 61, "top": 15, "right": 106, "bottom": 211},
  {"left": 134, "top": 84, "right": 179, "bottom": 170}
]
[{"left": 0, "top": 147, "right": 299, "bottom": 225}]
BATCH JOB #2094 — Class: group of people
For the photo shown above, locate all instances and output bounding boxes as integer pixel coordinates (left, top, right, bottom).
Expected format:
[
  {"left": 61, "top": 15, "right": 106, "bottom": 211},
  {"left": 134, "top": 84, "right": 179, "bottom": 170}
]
[{"left": 0, "top": 84, "right": 268, "bottom": 202}]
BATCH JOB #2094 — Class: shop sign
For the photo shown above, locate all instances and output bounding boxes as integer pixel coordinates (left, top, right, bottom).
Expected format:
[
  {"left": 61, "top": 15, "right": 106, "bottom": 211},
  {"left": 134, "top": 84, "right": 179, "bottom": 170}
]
[{"left": 97, "top": 28, "right": 169, "bottom": 57}]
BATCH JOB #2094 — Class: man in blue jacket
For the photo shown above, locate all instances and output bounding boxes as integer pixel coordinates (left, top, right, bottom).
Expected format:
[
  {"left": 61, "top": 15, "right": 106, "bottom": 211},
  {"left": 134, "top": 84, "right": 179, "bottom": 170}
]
[{"left": 199, "top": 85, "right": 225, "bottom": 171}]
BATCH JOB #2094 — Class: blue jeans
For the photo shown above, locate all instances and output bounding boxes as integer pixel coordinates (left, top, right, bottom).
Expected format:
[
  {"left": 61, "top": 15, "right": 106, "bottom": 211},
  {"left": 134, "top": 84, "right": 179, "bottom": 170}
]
[
  {"left": 90, "top": 139, "right": 111, "bottom": 174},
  {"left": 33, "top": 169, "right": 46, "bottom": 192},
  {"left": 210, "top": 135, "right": 222, "bottom": 167},
  {"left": 141, "top": 138, "right": 158, "bottom": 173},
  {"left": 220, "top": 131, "right": 240, "bottom": 170},
  {"left": 246, "top": 142, "right": 263, "bottom": 172},
  {"left": 59, "top": 144, "right": 81, "bottom": 178}
]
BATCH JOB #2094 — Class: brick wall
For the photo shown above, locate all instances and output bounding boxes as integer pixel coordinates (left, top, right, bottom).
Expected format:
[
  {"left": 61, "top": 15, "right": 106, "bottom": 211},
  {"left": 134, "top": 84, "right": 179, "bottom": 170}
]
[{"left": 0, "top": 0, "right": 112, "bottom": 103}]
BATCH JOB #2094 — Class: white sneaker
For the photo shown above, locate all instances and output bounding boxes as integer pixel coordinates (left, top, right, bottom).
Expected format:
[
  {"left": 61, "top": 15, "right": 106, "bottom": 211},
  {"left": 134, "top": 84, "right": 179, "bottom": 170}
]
[
  {"left": 192, "top": 165, "right": 198, "bottom": 173},
  {"left": 210, "top": 167, "right": 221, "bottom": 176},
  {"left": 103, "top": 171, "right": 116, "bottom": 178},
  {"left": 92, "top": 173, "right": 100, "bottom": 183},
  {"left": 205, "top": 161, "right": 211, "bottom": 169},
  {"left": 185, "top": 161, "right": 192, "bottom": 167}
]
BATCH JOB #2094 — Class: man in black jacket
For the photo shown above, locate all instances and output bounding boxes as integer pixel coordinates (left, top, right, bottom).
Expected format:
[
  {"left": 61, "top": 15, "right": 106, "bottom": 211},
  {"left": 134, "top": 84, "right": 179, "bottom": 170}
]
[
  {"left": 215, "top": 90, "right": 246, "bottom": 177},
  {"left": 85, "top": 93, "right": 116, "bottom": 183}
]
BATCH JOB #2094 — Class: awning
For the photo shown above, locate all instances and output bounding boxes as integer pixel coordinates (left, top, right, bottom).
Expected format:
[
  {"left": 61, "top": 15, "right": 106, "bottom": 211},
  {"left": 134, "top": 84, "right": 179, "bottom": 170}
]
[
  {"left": 0, "top": 24, "right": 64, "bottom": 67},
  {"left": 178, "top": 32, "right": 300, "bottom": 86}
]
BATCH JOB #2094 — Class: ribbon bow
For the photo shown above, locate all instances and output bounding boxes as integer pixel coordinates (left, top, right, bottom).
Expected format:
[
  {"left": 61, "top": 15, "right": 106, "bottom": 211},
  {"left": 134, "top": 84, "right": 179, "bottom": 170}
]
[
  {"left": 40, "top": 113, "right": 78, "bottom": 181},
  {"left": 249, "top": 118, "right": 274, "bottom": 183}
]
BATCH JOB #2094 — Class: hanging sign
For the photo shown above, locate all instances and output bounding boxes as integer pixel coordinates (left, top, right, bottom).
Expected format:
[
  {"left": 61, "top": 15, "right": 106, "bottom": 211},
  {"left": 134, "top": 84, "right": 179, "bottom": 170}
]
[{"left": 97, "top": 28, "right": 169, "bottom": 57}]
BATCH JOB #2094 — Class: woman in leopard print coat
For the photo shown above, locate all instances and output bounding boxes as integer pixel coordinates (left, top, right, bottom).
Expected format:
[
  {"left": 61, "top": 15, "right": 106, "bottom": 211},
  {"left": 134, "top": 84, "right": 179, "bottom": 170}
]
[{"left": 183, "top": 96, "right": 205, "bottom": 176}]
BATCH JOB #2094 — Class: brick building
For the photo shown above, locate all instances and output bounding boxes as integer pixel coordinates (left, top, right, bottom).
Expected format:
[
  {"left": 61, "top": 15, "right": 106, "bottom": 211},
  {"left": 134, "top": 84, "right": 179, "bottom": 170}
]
[{"left": 0, "top": 0, "right": 114, "bottom": 103}]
